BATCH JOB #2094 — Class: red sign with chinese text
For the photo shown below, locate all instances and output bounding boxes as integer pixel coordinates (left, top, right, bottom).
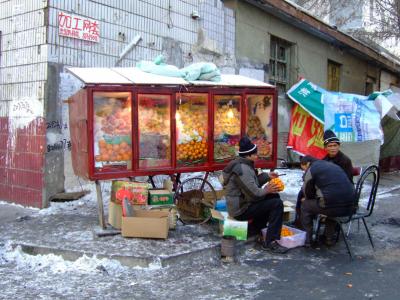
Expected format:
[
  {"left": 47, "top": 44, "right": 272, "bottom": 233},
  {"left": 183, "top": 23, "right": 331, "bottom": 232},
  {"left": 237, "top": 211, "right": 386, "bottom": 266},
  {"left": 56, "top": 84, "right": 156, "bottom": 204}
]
[
  {"left": 58, "top": 12, "right": 100, "bottom": 43},
  {"left": 287, "top": 103, "right": 326, "bottom": 159}
]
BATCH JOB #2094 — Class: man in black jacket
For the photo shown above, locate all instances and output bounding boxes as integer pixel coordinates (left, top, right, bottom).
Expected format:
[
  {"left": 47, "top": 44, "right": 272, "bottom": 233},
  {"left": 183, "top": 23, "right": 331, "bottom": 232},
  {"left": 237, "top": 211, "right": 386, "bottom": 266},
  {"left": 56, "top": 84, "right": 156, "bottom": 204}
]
[
  {"left": 323, "top": 130, "right": 354, "bottom": 183},
  {"left": 293, "top": 130, "right": 354, "bottom": 229},
  {"left": 299, "top": 156, "right": 356, "bottom": 247}
]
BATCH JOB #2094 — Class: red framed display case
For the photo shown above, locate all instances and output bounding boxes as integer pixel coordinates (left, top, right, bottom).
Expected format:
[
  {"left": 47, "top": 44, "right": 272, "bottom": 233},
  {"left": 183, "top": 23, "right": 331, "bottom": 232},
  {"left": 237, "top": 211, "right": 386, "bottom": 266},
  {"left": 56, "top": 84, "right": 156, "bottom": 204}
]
[{"left": 69, "top": 79, "right": 278, "bottom": 181}]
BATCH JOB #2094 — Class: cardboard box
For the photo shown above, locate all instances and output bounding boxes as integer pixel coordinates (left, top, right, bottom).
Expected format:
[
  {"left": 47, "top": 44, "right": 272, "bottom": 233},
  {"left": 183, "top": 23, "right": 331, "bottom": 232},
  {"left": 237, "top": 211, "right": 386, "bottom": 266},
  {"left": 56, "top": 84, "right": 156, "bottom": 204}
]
[
  {"left": 149, "top": 205, "right": 178, "bottom": 230},
  {"left": 211, "top": 209, "right": 248, "bottom": 241},
  {"left": 283, "top": 206, "right": 294, "bottom": 222},
  {"left": 148, "top": 189, "right": 174, "bottom": 205},
  {"left": 121, "top": 210, "right": 169, "bottom": 239},
  {"left": 111, "top": 180, "right": 149, "bottom": 205},
  {"left": 108, "top": 201, "right": 123, "bottom": 229}
]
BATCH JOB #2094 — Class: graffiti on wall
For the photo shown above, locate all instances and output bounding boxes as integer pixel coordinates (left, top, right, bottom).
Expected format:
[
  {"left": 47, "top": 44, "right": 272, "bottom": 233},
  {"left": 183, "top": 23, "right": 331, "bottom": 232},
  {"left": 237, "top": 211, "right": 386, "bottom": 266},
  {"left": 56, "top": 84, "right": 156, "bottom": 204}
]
[
  {"left": 47, "top": 139, "right": 72, "bottom": 153},
  {"left": 46, "top": 120, "right": 69, "bottom": 130}
]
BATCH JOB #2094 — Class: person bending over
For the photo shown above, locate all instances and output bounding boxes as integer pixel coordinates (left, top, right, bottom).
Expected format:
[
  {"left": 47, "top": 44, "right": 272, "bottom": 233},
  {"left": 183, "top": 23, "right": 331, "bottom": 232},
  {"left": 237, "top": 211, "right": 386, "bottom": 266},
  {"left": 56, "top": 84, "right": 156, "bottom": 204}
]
[
  {"left": 222, "top": 136, "right": 288, "bottom": 254},
  {"left": 294, "top": 129, "right": 354, "bottom": 228},
  {"left": 299, "top": 156, "right": 356, "bottom": 247}
]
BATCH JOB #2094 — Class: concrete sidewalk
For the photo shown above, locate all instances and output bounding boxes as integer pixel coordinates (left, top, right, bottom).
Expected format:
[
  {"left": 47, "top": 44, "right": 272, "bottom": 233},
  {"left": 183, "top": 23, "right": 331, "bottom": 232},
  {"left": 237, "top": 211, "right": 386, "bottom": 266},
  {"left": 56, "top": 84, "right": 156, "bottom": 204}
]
[{"left": 0, "top": 171, "right": 399, "bottom": 268}]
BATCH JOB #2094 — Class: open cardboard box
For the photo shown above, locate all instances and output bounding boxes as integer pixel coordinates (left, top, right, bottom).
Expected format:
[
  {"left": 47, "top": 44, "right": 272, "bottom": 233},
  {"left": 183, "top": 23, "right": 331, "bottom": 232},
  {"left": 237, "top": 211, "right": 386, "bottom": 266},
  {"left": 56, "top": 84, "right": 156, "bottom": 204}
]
[
  {"left": 108, "top": 201, "right": 123, "bottom": 229},
  {"left": 108, "top": 201, "right": 169, "bottom": 239},
  {"left": 283, "top": 205, "right": 295, "bottom": 222},
  {"left": 122, "top": 210, "right": 169, "bottom": 239}
]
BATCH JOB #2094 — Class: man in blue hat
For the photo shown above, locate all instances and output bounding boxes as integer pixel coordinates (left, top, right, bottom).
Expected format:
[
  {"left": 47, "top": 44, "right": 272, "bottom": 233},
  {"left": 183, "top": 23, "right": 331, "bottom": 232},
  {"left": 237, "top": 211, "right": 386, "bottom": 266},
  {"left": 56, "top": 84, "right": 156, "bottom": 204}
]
[{"left": 222, "top": 136, "right": 289, "bottom": 254}]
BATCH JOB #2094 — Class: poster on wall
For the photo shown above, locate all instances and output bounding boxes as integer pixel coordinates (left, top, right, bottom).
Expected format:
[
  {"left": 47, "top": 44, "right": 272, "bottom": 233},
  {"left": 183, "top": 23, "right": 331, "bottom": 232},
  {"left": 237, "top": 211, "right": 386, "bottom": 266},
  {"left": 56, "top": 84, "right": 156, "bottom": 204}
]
[{"left": 58, "top": 11, "right": 100, "bottom": 43}]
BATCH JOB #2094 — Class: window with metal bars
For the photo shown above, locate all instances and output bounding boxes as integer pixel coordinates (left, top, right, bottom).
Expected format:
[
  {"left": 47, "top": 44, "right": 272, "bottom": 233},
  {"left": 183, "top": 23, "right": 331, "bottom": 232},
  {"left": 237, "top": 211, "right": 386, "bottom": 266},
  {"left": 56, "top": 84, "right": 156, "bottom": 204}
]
[{"left": 269, "top": 36, "right": 292, "bottom": 95}]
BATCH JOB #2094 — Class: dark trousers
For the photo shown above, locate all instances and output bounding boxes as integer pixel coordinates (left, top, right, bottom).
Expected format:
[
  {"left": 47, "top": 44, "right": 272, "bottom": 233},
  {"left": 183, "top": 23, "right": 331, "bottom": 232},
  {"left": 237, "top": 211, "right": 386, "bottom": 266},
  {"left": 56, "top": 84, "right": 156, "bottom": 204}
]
[
  {"left": 301, "top": 199, "right": 353, "bottom": 243},
  {"left": 294, "top": 190, "right": 304, "bottom": 228},
  {"left": 236, "top": 195, "right": 283, "bottom": 244}
]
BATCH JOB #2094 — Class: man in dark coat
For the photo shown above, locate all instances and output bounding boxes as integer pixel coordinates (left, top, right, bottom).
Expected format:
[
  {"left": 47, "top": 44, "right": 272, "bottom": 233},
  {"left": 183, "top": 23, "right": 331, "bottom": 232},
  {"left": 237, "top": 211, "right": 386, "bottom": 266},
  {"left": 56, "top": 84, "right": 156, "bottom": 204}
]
[
  {"left": 322, "top": 129, "right": 354, "bottom": 183},
  {"left": 293, "top": 130, "right": 354, "bottom": 229},
  {"left": 299, "top": 156, "right": 356, "bottom": 246},
  {"left": 222, "top": 136, "right": 288, "bottom": 254}
]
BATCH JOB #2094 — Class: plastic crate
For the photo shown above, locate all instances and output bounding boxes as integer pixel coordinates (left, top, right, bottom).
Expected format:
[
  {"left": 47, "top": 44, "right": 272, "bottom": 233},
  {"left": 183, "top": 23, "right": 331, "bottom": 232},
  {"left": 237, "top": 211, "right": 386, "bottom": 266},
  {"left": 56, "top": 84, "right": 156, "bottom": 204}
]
[{"left": 262, "top": 225, "right": 306, "bottom": 249}]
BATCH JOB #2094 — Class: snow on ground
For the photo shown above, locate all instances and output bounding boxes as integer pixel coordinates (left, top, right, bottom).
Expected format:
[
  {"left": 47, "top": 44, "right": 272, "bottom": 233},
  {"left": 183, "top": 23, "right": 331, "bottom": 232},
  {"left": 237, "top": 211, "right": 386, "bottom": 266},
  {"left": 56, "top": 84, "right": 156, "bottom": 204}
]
[
  {"left": 0, "top": 241, "right": 276, "bottom": 299},
  {"left": 0, "top": 169, "right": 400, "bottom": 299}
]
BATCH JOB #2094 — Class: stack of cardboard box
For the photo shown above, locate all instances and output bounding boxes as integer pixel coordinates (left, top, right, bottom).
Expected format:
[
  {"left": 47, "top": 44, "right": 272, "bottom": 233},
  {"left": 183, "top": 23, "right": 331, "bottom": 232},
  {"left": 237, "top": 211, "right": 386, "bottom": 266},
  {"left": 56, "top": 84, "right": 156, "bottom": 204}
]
[{"left": 108, "top": 180, "right": 175, "bottom": 239}]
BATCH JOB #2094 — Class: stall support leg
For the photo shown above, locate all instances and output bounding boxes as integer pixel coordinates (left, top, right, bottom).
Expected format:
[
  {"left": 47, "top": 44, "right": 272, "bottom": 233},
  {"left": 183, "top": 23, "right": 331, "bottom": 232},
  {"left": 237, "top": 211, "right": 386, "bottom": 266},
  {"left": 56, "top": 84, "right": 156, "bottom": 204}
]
[{"left": 95, "top": 180, "right": 106, "bottom": 229}]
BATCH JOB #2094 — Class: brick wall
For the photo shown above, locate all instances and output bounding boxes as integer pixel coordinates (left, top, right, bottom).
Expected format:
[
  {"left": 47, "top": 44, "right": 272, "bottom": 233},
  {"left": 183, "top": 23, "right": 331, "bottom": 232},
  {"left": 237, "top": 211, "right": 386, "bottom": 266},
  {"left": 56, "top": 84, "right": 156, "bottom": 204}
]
[
  {"left": 0, "top": 117, "right": 46, "bottom": 207},
  {"left": 0, "top": 1, "right": 48, "bottom": 207}
]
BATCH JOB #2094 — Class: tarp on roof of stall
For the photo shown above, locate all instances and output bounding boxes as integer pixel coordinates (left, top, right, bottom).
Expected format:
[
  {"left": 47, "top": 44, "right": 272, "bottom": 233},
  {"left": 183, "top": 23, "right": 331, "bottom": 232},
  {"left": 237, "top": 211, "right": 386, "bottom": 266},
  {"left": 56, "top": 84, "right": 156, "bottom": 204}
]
[{"left": 66, "top": 67, "right": 273, "bottom": 88}]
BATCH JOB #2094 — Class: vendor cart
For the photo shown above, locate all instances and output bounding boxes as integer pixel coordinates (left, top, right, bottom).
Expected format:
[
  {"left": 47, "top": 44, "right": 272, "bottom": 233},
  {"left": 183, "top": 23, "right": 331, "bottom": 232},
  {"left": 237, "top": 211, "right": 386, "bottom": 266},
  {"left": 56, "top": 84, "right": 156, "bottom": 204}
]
[{"left": 67, "top": 67, "right": 278, "bottom": 228}]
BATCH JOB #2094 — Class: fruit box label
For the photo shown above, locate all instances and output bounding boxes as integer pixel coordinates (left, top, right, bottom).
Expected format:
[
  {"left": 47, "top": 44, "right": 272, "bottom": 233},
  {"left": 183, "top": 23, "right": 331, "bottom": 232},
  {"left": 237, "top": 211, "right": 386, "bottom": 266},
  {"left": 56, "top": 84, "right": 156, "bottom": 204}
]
[
  {"left": 111, "top": 180, "right": 149, "bottom": 205},
  {"left": 148, "top": 189, "right": 173, "bottom": 205}
]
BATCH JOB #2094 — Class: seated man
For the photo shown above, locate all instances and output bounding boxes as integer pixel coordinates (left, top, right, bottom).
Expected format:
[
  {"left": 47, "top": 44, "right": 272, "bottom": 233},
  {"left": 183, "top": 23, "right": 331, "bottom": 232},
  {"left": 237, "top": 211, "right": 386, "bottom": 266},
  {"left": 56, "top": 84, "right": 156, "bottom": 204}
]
[
  {"left": 293, "top": 130, "right": 354, "bottom": 228},
  {"left": 323, "top": 129, "right": 354, "bottom": 183},
  {"left": 299, "top": 156, "right": 356, "bottom": 247},
  {"left": 222, "top": 136, "right": 288, "bottom": 254}
]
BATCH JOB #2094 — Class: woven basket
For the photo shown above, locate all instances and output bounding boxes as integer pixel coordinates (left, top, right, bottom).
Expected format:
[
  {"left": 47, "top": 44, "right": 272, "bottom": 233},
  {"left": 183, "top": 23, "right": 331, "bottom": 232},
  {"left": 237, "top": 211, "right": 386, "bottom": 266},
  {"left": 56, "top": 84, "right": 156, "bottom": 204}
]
[{"left": 176, "top": 190, "right": 204, "bottom": 219}]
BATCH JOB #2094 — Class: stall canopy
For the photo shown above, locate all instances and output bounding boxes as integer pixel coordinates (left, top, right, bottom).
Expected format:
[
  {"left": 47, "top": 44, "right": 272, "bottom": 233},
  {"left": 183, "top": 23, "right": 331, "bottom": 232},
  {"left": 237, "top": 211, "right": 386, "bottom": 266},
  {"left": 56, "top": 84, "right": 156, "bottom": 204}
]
[{"left": 66, "top": 67, "right": 274, "bottom": 88}]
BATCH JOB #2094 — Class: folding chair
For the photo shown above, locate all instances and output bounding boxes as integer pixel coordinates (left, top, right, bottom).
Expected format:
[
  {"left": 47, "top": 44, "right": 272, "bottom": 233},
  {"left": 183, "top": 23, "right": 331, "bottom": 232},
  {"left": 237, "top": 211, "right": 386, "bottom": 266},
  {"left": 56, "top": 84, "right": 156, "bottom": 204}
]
[{"left": 314, "top": 165, "right": 380, "bottom": 259}]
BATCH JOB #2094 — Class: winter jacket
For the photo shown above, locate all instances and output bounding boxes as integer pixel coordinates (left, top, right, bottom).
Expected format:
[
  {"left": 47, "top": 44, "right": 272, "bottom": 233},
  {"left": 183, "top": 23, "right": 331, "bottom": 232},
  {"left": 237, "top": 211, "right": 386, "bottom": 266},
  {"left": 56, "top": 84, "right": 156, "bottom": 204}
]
[
  {"left": 222, "top": 157, "right": 271, "bottom": 217},
  {"left": 323, "top": 151, "right": 354, "bottom": 183},
  {"left": 302, "top": 160, "right": 355, "bottom": 210}
]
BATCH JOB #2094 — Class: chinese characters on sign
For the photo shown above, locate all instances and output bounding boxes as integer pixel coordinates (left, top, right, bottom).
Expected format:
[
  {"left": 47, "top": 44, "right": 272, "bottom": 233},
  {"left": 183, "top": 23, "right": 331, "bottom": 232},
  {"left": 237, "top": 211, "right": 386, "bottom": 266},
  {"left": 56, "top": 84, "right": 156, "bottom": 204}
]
[
  {"left": 287, "top": 104, "right": 326, "bottom": 159},
  {"left": 58, "top": 12, "right": 100, "bottom": 42}
]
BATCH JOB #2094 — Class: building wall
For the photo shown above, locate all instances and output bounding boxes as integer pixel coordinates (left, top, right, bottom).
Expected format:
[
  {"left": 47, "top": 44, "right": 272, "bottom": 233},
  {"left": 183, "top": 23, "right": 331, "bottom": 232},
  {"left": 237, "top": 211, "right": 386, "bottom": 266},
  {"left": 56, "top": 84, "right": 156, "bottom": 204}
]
[
  {"left": 48, "top": 0, "right": 235, "bottom": 193},
  {"left": 0, "top": 0, "right": 48, "bottom": 207},
  {"left": 232, "top": 0, "right": 385, "bottom": 161},
  {"left": 0, "top": 0, "right": 236, "bottom": 206}
]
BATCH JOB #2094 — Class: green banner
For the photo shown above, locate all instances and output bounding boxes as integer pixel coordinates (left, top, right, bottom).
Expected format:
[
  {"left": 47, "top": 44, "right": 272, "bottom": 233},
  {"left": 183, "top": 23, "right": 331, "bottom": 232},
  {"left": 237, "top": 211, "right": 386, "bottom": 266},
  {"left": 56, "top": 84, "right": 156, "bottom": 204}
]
[{"left": 287, "top": 79, "right": 325, "bottom": 123}]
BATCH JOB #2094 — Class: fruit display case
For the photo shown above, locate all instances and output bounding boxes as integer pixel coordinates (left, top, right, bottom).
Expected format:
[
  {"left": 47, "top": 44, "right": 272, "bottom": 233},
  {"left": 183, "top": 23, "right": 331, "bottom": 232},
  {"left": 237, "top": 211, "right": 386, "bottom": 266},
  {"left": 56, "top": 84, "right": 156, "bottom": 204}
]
[{"left": 67, "top": 68, "right": 278, "bottom": 181}]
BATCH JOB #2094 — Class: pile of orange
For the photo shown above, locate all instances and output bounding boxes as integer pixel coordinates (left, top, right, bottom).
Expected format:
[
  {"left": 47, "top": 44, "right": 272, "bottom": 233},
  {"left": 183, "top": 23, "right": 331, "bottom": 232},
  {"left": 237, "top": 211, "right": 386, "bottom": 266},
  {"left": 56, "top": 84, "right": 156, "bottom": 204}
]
[
  {"left": 270, "top": 177, "right": 285, "bottom": 192},
  {"left": 177, "top": 140, "right": 208, "bottom": 161},
  {"left": 95, "top": 139, "right": 132, "bottom": 162},
  {"left": 281, "top": 227, "right": 294, "bottom": 237}
]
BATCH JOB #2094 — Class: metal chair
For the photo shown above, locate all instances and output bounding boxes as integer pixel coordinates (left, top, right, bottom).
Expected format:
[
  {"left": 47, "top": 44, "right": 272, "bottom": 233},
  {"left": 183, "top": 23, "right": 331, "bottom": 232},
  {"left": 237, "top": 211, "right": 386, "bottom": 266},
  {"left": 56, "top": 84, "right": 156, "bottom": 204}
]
[
  {"left": 314, "top": 165, "right": 380, "bottom": 259},
  {"left": 345, "top": 165, "right": 380, "bottom": 247}
]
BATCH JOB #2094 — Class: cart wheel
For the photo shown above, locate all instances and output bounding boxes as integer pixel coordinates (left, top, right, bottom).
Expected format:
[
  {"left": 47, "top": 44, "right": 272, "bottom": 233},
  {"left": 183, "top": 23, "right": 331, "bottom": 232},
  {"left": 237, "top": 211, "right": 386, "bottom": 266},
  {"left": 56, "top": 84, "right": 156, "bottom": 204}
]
[{"left": 174, "top": 177, "right": 217, "bottom": 224}]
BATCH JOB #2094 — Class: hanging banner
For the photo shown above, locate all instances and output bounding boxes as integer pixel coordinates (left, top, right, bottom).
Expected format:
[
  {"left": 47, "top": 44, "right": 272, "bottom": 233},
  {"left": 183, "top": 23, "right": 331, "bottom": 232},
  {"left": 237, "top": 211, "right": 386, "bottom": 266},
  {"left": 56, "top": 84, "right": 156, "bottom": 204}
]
[
  {"left": 324, "top": 93, "right": 383, "bottom": 143},
  {"left": 287, "top": 104, "right": 326, "bottom": 159},
  {"left": 286, "top": 79, "right": 325, "bottom": 123},
  {"left": 287, "top": 79, "right": 387, "bottom": 143}
]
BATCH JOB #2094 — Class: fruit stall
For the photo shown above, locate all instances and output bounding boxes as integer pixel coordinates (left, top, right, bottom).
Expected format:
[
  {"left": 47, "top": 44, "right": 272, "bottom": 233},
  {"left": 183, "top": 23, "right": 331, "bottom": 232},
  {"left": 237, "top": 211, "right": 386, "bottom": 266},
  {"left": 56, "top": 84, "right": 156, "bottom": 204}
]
[{"left": 67, "top": 67, "right": 278, "bottom": 228}]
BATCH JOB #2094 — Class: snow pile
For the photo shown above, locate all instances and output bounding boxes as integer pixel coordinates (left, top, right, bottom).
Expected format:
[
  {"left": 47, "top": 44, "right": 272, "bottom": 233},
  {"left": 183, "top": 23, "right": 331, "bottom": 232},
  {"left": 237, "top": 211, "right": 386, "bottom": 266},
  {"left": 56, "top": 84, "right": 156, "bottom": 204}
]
[
  {"left": 0, "top": 241, "right": 163, "bottom": 277},
  {"left": 0, "top": 242, "right": 131, "bottom": 275}
]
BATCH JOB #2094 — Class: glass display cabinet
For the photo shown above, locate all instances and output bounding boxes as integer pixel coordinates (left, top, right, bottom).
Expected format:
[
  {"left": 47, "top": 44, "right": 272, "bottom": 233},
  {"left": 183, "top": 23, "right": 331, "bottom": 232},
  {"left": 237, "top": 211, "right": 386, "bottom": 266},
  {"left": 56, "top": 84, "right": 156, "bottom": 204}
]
[{"left": 68, "top": 69, "right": 278, "bottom": 181}]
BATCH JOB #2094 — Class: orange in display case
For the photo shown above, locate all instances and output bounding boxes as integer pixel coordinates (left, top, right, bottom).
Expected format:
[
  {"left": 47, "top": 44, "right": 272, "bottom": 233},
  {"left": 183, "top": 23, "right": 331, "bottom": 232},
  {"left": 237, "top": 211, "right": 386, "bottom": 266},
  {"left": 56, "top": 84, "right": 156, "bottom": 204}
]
[{"left": 67, "top": 68, "right": 278, "bottom": 181}]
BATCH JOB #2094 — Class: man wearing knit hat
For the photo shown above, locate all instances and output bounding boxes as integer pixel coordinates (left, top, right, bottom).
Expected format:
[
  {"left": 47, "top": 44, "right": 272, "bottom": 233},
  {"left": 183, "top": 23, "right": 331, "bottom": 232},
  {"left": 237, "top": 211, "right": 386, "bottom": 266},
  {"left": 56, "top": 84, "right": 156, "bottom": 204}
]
[
  {"left": 293, "top": 130, "right": 354, "bottom": 236},
  {"left": 323, "top": 129, "right": 354, "bottom": 183},
  {"left": 222, "top": 136, "right": 289, "bottom": 254}
]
